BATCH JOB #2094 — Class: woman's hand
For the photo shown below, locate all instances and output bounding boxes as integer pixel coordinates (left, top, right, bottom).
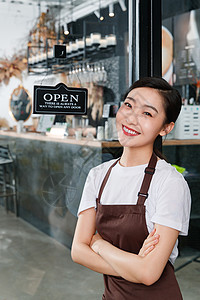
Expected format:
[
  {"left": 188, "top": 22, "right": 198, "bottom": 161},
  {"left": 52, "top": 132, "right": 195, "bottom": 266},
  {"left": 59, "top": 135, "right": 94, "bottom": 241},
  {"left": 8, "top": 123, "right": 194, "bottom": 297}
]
[
  {"left": 90, "top": 233, "right": 104, "bottom": 254},
  {"left": 138, "top": 228, "right": 160, "bottom": 257},
  {"left": 91, "top": 228, "right": 159, "bottom": 258}
]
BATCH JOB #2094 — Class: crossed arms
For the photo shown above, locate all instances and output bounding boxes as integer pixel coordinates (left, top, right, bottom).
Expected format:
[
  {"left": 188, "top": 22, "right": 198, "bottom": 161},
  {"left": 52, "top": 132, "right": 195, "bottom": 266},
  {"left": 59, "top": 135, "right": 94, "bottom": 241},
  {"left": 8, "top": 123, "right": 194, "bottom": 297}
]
[{"left": 71, "top": 207, "right": 179, "bottom": 286}]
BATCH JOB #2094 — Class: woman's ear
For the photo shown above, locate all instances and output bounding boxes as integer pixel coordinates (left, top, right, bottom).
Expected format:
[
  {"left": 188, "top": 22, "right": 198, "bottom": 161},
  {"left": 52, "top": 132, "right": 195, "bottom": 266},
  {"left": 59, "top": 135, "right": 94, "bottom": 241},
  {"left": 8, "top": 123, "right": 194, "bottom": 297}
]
[{"left": 159, "top": 122, "right": 175, "bottom": 137}]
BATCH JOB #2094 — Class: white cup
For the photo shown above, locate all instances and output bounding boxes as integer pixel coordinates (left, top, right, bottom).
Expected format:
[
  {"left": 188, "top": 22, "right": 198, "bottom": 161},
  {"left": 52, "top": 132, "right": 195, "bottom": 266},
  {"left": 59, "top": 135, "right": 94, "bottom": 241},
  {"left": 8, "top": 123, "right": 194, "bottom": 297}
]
[
  {"left": 17, "top": 120, "right": 23, "bottom": 133},
  {"left": 75, "top": 130, "right": 82, "bottom": 140},
  {"left": 97, "top": 126, "right": 104, "bottom": 141}
]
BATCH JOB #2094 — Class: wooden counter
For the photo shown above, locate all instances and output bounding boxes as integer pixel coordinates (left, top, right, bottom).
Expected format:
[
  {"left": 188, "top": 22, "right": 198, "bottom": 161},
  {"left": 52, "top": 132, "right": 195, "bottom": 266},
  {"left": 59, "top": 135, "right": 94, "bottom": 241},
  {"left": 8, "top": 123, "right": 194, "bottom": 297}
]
[
  {"left": 1, "top": 130, "right": 200, "bottom": 147},
  {"left": 0, "top": 130, "right": 122, "bottom": 148},
  {"left": 163, "top": 139, "right": 200, "bottom": 146}
]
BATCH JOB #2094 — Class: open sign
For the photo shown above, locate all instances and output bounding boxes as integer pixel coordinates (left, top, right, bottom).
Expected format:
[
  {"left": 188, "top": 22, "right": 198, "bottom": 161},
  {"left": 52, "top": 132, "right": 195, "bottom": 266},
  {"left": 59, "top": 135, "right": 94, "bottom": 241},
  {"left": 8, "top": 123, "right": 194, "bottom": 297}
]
[{"left": 33, "top": 83, "right": 88, "bottom": 115}]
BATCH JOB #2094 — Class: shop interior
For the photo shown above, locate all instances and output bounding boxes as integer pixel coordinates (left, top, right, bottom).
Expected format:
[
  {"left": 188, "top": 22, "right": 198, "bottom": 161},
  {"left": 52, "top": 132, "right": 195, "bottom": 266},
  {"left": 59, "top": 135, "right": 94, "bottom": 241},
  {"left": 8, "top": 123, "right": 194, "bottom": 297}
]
[{"left": 0, "top": 0, "right": 199, "bottom": 299}]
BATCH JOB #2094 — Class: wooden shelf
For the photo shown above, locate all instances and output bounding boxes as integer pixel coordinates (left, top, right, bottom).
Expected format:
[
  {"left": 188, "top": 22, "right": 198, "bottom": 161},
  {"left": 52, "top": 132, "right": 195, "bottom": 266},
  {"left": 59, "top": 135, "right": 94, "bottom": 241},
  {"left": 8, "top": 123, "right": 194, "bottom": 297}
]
[{"left": 163, "top": 139, "right": 200, "bottom": 146}]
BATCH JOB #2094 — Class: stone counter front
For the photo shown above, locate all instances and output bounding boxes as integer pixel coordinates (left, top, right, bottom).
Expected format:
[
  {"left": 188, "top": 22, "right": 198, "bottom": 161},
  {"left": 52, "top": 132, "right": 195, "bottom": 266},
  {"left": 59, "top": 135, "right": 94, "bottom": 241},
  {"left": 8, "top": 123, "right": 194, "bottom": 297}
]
[{"left": 0, "top": 132, "right": 104, "bottom": 248}]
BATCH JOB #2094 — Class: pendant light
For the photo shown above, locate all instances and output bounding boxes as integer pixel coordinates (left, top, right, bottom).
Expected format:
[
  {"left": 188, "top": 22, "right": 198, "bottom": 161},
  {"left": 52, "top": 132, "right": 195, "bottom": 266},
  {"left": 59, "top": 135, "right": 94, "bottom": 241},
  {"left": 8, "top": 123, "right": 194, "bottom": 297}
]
[{"left": 109, "top": 4, "right": 114, "bottom": 17}]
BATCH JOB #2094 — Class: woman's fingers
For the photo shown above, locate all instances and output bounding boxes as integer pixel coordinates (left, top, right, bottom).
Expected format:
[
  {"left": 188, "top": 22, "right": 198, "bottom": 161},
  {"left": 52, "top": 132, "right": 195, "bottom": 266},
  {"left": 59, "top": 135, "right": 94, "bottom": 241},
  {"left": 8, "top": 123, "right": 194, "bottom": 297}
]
[
  {"left": 143, "top": 245, "right": 155, "bottom": 255},
  {"left": 148, "top": 228, "right": 156, "bottom": 238},
  {"left": 138, "top": 229, "right": 160, "bottom": 257},
  {"left": 144, "top": 234, "right": 159, "bottom": 247},
  {"left": 143, "top": 235, "right": 160, "bottom": 249},
  {"left": 142, "top": 236, "right": 159, "bottom": 250}
]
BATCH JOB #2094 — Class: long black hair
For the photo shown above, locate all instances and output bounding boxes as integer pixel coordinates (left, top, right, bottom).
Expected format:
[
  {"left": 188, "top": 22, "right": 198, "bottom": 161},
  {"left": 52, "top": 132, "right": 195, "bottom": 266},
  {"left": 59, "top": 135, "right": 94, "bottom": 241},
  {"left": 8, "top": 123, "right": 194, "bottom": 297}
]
[{"left": 124, "top": 77, "right": 182, "bottom": 159}]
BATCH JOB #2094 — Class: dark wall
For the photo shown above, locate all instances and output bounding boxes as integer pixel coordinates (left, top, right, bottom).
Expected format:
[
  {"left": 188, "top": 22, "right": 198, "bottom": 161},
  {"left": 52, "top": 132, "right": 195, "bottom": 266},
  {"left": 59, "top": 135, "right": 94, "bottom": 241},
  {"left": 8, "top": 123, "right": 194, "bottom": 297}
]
[
  {"left": 65, "top": 2, "right": 129, "bottom": 96},
  {"left": 162, "top": 0, "right": 200, "bottom": 19}
]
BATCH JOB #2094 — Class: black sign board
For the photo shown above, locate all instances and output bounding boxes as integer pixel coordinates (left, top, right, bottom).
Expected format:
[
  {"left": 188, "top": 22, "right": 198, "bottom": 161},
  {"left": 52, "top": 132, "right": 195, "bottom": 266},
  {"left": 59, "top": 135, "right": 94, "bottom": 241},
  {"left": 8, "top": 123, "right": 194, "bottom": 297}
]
[
  {"left": 54, "top": 45, "right": 66, "bottom": 58},
  {"left": 33, "top": 83, "right": 87, "bottom": 115}
]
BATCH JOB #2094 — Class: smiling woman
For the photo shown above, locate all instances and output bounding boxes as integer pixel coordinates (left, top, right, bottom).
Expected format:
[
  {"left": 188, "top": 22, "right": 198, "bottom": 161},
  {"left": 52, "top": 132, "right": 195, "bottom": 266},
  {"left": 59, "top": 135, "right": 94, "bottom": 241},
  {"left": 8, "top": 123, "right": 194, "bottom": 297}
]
[
  {"left": 116, "top": 85, "right": 175, "bottom": 158},
  {"left": 71, "top": 77, "right": 191, "bottom": 300}
]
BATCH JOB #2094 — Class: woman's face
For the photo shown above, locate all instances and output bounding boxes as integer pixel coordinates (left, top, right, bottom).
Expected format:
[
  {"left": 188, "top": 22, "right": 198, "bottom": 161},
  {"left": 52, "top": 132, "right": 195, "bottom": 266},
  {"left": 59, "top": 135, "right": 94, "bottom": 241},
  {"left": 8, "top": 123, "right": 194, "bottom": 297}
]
[{"left": 116, "top": 87, "right": 170, "bottom": 149}]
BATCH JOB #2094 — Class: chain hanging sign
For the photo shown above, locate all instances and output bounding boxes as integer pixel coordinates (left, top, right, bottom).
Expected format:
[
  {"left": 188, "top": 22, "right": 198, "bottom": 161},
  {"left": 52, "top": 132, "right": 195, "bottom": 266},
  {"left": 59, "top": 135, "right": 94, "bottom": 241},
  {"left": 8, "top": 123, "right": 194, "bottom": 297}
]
[{"left": 33, "top": 83, "right": 87, "bottom": 115}]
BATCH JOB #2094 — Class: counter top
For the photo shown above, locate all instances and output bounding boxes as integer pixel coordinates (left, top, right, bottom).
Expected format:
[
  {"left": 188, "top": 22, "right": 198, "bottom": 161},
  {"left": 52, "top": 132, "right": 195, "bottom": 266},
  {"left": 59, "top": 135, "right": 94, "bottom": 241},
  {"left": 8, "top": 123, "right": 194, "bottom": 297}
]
[
  {"left": 0, "top": 130, "right": 122, "bottom": 148},
  {"left": 163, "top": 139, "right": 200, "bottom": 145},
  {"left": 1, "top": 130, "right": 200, "bottom": 147}
]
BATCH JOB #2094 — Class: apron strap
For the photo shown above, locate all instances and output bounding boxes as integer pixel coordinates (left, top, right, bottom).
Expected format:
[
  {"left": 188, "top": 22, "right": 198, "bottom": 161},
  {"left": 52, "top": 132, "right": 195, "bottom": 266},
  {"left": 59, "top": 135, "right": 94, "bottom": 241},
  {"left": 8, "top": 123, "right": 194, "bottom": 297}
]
[
  {"left": 97, "top": 158, "right": 120, "bottom": 203},
  {"left": 97, "top": 153, "right": 157, "bottom": 205},
  {"left": 137, "top": 152, "right": 157, "bottom": 205}
]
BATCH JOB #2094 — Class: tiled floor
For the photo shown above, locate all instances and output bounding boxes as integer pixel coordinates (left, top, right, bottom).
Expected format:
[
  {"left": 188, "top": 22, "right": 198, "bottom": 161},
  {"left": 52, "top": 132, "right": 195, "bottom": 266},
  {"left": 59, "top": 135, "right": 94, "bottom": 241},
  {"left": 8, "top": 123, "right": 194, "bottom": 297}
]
[{"left": 0, "top": 206, "right": 200, "bottom": 300}]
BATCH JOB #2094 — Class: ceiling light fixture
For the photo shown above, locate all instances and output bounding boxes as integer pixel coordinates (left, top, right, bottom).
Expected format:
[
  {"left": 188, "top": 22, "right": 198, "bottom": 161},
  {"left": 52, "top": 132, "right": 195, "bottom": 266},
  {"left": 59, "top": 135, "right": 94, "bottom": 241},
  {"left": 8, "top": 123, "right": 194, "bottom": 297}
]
[
  {"left": 118, "top": 0, "right": 127, "bottom": 11},
  {"left": 64, "top": 24, "right": 69, "bottom": 35},
  {"left": 94, "top": 10, "right": 100, "bottom": 18},
  {"left": 99, "top": 0, "right": 104, "bottom": 21},
  {"left": 109, "top": 4, "right": 114, "bottom": 17}
]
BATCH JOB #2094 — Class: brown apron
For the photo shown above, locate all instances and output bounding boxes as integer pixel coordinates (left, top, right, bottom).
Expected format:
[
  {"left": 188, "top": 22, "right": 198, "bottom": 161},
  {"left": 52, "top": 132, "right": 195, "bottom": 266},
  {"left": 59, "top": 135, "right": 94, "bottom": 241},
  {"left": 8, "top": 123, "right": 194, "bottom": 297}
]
[{"left": 96, "top": 153, "right": 183, "bottom": 300}]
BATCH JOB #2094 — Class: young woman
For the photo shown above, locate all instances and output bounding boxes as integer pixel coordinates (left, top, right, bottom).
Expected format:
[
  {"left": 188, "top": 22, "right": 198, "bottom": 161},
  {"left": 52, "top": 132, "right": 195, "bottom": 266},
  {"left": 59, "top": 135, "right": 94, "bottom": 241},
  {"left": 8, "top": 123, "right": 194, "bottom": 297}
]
[{"left": 71, "top": 77, "right": 191, "bottom": 299}]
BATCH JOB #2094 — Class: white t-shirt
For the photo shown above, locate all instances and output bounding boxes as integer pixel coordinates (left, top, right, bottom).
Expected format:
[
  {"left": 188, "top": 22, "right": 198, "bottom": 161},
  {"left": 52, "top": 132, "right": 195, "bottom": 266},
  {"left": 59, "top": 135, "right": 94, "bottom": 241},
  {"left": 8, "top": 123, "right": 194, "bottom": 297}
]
[{"left": 78, "top": 158, "right": 191, "bottom": 264}]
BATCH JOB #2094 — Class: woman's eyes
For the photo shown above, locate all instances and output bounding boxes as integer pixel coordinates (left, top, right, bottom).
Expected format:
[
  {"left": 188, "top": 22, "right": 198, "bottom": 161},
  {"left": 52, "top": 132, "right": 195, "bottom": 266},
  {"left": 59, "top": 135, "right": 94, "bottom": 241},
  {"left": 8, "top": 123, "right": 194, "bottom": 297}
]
[
  {"left": 124, "top": 102, "right": 132, "bottom": 108},
  {"left": 124, "top": 102, "right": 152, "bottom": 117},
  {"left": 144, "top": 112, "right": 152, "bottom": 117}
]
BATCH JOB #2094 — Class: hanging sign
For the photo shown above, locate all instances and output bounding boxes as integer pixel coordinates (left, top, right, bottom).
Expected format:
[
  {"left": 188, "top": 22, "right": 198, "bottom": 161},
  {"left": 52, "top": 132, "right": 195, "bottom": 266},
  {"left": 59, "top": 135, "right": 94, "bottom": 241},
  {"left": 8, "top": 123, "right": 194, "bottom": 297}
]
[{"left": 33, "top": 83, "right": 87, "bottom": 115}]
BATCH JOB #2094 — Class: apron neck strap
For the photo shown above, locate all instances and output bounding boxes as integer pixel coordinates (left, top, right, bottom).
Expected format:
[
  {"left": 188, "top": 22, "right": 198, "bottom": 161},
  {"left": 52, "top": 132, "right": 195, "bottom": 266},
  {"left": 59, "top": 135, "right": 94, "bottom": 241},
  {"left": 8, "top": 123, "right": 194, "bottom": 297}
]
[
  {"left": 97, "top": 158, "right": 120, "bottom": 202},
  {"left": 97, "top": 153, "right": 157, "bottom": 205},
  {"left": 137, "top": 152, "right": 157, "bottom": 205}
]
